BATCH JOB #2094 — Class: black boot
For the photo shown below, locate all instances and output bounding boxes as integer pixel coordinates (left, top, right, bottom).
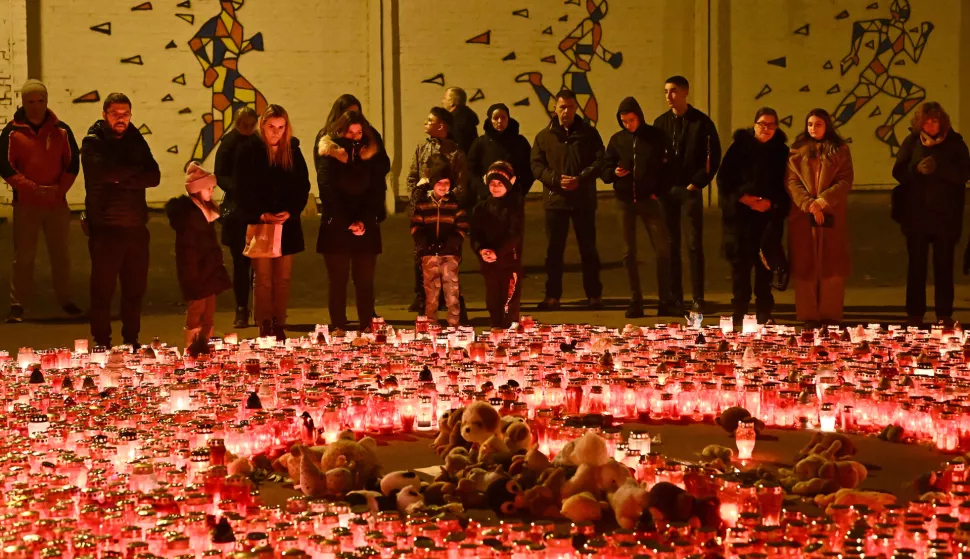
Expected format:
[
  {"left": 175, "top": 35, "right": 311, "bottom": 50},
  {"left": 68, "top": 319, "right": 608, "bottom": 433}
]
[
  {"left": 233, "top": 307, "right": 249, "bottom": 329},
  {"left": 625, "top": 300, "right": 644, "bottom": 319},
  {"left": 459, "top": 295, "right": 469, "bottom": 324},
  {"left": 259, "top": 319, "right": 273, "bottom": 338},
  {"left": 273, "top": 318, "right": 286, "bottom": 341},
  {"left": 408, "top": 295, "right": 425, "bottom": 313}
]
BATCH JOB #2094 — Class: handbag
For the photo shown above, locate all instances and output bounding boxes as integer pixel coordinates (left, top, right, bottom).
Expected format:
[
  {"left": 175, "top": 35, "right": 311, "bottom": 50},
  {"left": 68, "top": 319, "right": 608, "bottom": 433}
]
[{"left": 243, "top": 223, "right": 283, "bottom": 258}]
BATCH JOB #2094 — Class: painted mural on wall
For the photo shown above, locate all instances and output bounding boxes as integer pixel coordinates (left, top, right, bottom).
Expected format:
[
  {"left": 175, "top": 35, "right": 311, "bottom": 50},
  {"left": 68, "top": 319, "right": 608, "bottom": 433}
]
[
  {"left": 515, "top": 0, "right": 622, "bottom": 127},
  {"left": 188, "top": 0, "right": 267, "bottom": 164},
  {"left": 832, "top": 0, "right": 933, "bottom": 155}
]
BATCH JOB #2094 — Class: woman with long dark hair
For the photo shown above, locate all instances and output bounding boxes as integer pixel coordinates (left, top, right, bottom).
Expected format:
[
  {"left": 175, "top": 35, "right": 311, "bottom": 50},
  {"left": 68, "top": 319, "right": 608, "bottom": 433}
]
[
  {"left": 467, "top": 103, "right": 534, "bottom": 205},
  {"left": 893, "top": 102, "right": 970, "bottom": 327},
  {"left": 214, "top": 106, "right": 259, "bottom": 328},
  {"left": 718, "top": 107, "right": 790, "bottom": 325},
  {"left": 235, "top": 104, "right": 311, "bottom": 339},
  {"left": 315, "top": 110, "right": 388, "bottom": 332},
  {"left": 785, "top": 108, "right": 854, "bottom": 327}
]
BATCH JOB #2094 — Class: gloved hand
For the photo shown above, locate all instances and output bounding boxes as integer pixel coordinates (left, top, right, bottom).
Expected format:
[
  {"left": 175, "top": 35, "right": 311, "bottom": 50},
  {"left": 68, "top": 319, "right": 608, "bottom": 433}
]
[{"left": 917, "top": 156, "right": 937, "bottom": 175}]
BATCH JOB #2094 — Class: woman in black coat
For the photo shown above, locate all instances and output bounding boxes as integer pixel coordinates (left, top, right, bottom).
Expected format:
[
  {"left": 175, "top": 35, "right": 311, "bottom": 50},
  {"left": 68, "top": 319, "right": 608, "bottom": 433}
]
[
  {"left": 314, "top": 110, "right": 389, "bottom": 332},
  {"left": 718, "top": 107, "right": 790, "bottom": 325},
  {"left": 235, "top": 104, "right": 311, "bottom": 339},
  {"left": 892, "top": 102, "right": 970, "bottom": 326},
  {"left": 467, "top": 103, "right": 534, "bottom": 206},
  {"left": 214, "top": 107, "right": 258, "bottom": 328}
]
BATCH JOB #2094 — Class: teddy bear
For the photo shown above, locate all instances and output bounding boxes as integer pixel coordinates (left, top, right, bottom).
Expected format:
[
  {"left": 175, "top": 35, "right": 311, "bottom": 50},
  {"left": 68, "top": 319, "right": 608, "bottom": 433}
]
[
  {"left": 484, "top": 475, "right": 526, "bottom": 515},
  {"left": 476, "top": 434, "right": 512, "bottom": 465},
  {"left": 645, "top": 482, "right": 721, "bottom": 530},
  {"left": 421, "top": 481, "right": 456, "bottom": 506},
  {"left": 796, "top": 432, "right": 857, "bottom": 460},
  {"left": 814, "top": 488, "right": 897, "bottom": 515},
  {"left": 783, "top": 439, "right": 867, "bottom": 496},
  {"left": 461, "top": 401, "right": 503, "bottom": 444},
  {"left": 716, "top": 406, "right": 765, "bottom": 436},
  {"left": 433, "top": 408, "right": 471, "bottom": 457},
  {"left": 318, "top": 433, "right": 381, "bottom": 491},
  {"left": 560, "top": 433, "right": 632, "bottom": 499},
  {"left": 609, "top": 478, "right": 650, "bottom": 530},
  {"left": 560, "top": 492, "right": 604, "bottom": 523},
  {"left": 503, "top": 419, "right": 533, "bottom": 454},
  {"left": 521, "top": 467, "right": 567, "bottom": 518},
  {"left": 443, "top": 447, "right": 472, "bottom": 477},
  {"left": 699, "top": 445, "right": 734, "bottom": 471},
  {"left": 380, "top": 470, "right": 422, "bottom": 496}
]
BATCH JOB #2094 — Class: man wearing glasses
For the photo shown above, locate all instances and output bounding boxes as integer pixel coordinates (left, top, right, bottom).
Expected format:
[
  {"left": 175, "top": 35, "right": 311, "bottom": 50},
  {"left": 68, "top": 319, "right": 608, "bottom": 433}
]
[{"left": 81, "top": 93, "right": 160, "bottom": 349}]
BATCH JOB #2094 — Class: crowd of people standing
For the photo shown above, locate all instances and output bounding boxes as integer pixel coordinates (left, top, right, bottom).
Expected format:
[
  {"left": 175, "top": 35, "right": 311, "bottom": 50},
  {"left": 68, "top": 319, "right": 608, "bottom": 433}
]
[{"left": 2, "top": 77, "right": 969, "bottom": 348}]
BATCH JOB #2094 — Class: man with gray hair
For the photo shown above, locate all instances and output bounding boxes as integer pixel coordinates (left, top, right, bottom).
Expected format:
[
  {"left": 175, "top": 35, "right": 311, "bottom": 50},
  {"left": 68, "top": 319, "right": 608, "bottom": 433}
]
[
  {"left": 442, "top": 87, "right": 480, "bottom": 155},
  {"left": 0, "top": 79, "right": 83, "bottom": 323}
]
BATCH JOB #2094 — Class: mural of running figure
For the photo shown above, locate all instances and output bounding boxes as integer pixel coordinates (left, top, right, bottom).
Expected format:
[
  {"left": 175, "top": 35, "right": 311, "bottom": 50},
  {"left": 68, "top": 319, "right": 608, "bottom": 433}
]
[
  {"left": 832, "top": 0, "right": 934, "bottom": 156},
  {"left": 188, "top": 0, "right": 268, "bottom": 164},
  {"left": 516, "top": 0, "right": 622, "bottom": 127}
]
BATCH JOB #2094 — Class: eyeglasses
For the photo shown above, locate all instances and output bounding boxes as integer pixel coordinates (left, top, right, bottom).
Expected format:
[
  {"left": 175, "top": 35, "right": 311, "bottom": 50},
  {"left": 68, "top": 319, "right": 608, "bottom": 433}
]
[{"left": 755, "top": 121, "right": 778, "bottom": 130}]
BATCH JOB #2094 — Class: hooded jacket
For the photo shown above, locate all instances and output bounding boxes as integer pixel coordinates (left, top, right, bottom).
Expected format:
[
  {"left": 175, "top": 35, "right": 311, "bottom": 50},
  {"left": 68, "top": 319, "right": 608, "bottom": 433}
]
[
  {"left": 718, "top": 127, "right": 791, "bottom": 222},
  {"left": 470, "top": 192, "right": 524, "bottom": 265},
  {"left": 892, "top": 129, "right": 970, "bottom": 240},
  {"left": 531, "top": 117, "right": 605, "bottom": 210},
  {"left": 234, "top": 136, "right": 312, "bottom": 256},
  {"left": 407, "top": 137, "right": 469, "bottom": 213},
  {"left": 653, "top": 105, "right": 721, "bottom": 189},
  {"left": 315, "top": 135, "right": 386, "bottom": 255},
  {"left": 0, "top": 107, "right": 79, "bottom": 208},
  {"left": 467, "top": 117, "right": 534, "bottom": 204},
  {"left": 165, "top": 195, "right": 232, "bottom": 301},
  {"left": 601, "top": 97, "right": 669, "bottom": 203},
  {"left": 81, "top": 120, "right": 161, "bottom": 229},
  {"left": 451, "top": 105, "right": 480, "bottom": 154}
]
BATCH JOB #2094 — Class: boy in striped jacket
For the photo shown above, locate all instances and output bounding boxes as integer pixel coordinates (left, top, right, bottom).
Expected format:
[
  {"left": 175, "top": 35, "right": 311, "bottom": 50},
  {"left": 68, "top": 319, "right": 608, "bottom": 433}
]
[{"left": 410, "top": 154, "right": 469, "bottom": 326}]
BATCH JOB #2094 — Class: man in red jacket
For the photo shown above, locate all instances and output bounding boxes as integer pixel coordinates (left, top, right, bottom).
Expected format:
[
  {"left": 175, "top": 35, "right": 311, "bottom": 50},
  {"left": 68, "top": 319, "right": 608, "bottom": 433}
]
[{"left": 0, "top": 79, "right": 83, "bottom": 323}]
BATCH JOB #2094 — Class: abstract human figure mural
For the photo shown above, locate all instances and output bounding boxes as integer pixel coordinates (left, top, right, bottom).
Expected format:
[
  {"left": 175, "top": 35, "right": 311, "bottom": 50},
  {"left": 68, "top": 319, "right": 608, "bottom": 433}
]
[
  {"left": 188, "top": 0, "right": 267, "bottom": 164},
  {"left": 515, "top": 0, "right": 622, "bottom": 127},
  {"left": 832, "top": 0, "right": 933, "bottom": 155}
]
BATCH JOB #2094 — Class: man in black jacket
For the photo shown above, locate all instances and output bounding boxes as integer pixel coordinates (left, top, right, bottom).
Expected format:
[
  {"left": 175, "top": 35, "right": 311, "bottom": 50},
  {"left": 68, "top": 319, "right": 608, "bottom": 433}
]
[
  {"left": 602, "top": 97, "right": 673, "bottom": 318},
  {"left": 654, "top": 76, "right": 721, "bottom": 314},
  {"left": 443, "top": 87, "right": 479, "bottom": 154},
  {"left": 82, "top": 92, "right": 160, "bottom": 348},
  {"left": 531, "top": 90, "right": 605, "bottom": 310}
]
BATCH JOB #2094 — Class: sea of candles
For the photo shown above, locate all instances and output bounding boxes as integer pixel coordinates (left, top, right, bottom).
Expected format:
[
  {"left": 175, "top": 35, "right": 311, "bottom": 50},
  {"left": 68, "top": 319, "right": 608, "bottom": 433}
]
[{"left": 2, "top": 317, "right": 970, "bottom": 557}]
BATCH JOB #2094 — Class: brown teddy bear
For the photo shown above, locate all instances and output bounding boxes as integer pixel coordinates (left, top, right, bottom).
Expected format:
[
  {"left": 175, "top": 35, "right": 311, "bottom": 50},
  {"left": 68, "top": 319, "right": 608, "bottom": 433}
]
[
  {"left": 560, "top": 492, "right": 604, "bottom": 523},
  {"left": 609, "top": 478, "right": 649, "bottom": 530},
  {"left": 796, "top": 432, "right": 857, "bottom": 460},
  {"left": 716, "top": 406, "right": 765, "bottom": 435},
  {"left": 783, "top": 439, "right": 867, "bottom": 496},
  {"left": 461, "top": 401, "right": 503, "bottom": 444},
  {"left": 433, "top": 408, "right": 471, "bottom": 457},
  {"left": 318, "top": 434, "right": 381, "bottom": 491},
  {"left": 503, "top": 419, "right": 533, "bottom": 454}
]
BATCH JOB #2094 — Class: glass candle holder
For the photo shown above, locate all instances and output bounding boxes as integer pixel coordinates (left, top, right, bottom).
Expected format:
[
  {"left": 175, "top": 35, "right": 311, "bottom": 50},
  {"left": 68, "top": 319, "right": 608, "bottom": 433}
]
[{"left": 735, "top": 418, "right": 757, "bottom": 461}]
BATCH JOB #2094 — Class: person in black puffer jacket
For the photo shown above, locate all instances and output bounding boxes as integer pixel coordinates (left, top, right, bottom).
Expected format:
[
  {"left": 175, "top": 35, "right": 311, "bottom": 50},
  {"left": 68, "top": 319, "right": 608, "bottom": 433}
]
[
  {"left": 165, "top": 162, "right": 231, "bottom": 348},
  {"left": 314, "top": 110, "right": 388, "bottom": 332},
  {"left": 718, "top": 108, "right": 790, "bottom": 325},
  {"left": 471, "top": 161, "right": 524, "bottom": 328},
  {"left": 602, "top": 96, "right": 673, "bottom": 319},
  {"left": 235, "top": 104, "right": 311, "bottom": 339},
  {"left": 214, "top": 106, "right": 258, "bottom": 328},
  {"left": 892, "top": 102, "right": 970, "bottom": 326},
  {"left": 81, "top": 92, "right": 160, "bottom": 348},
  {"left": 467, "top": 103, "right": 534, "bottom": 206}
]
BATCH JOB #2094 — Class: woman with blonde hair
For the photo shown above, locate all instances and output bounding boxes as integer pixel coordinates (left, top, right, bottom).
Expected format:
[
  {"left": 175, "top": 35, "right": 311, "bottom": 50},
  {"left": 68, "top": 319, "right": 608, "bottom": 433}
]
[
  {"left": 892, "top": 101, "right": 970, "bottom": 327},
  {"left": 235, "top": 104, "right": 311, "bottom": 339},
  {"left": 785, "top": 108, "right": 853, "bottom": 328}
]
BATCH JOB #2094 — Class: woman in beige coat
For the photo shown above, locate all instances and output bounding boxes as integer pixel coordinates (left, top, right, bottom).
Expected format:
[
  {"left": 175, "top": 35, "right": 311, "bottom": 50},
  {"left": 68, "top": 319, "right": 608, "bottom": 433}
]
[{"left": 785, "top": 108, "right": 854, "bottom": 327}]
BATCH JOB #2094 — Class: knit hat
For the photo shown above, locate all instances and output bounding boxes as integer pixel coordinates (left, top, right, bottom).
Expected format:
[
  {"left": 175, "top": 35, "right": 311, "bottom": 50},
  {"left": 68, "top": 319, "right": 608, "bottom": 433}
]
[
  {"left": 185, "top": 161, "right": 217, "bottom": 194},
  {"left": 486, "top": 103, "right": 510, "bottom": 120},
  {"left": 485, "top": 160, "right": 514, "bottom": 190},
  {"left": 21, "top": 79, "right": 47, "bottom": 96}
]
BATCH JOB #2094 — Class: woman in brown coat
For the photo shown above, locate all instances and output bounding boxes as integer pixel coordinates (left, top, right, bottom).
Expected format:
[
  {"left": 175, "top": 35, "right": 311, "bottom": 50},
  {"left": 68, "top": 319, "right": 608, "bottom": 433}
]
[{"left": 785, "top": 108, "right": 854, "bottom": 327}]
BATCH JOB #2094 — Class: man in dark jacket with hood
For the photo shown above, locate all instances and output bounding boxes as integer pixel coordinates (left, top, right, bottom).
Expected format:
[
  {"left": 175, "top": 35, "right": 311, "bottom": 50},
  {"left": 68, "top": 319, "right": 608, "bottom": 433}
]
[
  {"left": 467, "top": 103, "right": 534, "bottom": 206},
  {"left": 602, "top": 97, "right": 673, "bottom": 318},
  {"left": 654, "top": 76, "right": 721, "bottom": 314},
  {"left": 717, "top": 108, "right": 790, "bottom": 325},
  {"left": 444, "top": 87, "right": 480, "bottom": 154},
  {"left": 531, "top": 90, "right": 605, "bottom": 310},
  {"left": 81, "top": 92, "right": 160, "bottom": 348}
]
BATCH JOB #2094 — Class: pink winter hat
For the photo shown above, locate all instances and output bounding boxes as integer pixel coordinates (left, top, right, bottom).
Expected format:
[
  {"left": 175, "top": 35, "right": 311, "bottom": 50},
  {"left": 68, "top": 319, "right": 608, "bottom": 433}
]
[{"left": 185, "top": 161, "right": 217, "bottom": 194}]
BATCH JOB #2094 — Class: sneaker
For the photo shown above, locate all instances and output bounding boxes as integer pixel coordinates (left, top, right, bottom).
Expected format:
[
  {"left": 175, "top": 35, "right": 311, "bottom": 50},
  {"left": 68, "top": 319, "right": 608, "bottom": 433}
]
[
  {"left": 62, "top": 303, "right": 85, "bottom": 318},
  {"left": 536, "top": 297, "right": 560, "bottom": 311},
  {"left": 407, "top": 296, "right": 425, "bottom": 313},
  {"left": 588, "top": 296, "right": 604, "bottom": 310},
  {"left": 233, "top": 307, "right": 249, "bottom": 329},
  {"left": 625, "top": 300, "right": 644, "bottom": 319},
  {"left": 5, "top": 305, "right": 24, "bottom": 323}
]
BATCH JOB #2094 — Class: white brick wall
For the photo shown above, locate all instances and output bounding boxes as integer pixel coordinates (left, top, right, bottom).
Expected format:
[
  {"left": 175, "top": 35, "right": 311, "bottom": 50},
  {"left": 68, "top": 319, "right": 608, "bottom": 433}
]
[{"left": 8, "top": 0, "right": 968, "bottom": 207}]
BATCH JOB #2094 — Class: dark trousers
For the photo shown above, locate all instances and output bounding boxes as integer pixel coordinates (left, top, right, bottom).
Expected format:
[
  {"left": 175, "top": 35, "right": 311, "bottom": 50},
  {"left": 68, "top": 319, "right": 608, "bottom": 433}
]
[
  {"left": 229, "top": 243, "right": 252, "bottom": 309},
  {"left": 482, "top": 262, "right": 523, "bottom": 328},
  {"left": 662, "top": 186, "right": 705, "bottom": 303},
  {"left": 88, "top": 226, "right": 150, "bottom": 346},
  {"left": 727, "top": 219, "right": 775, "bottom": 318},
  {"left": 905, "top": 233, "right": 956, "bottom": 319},
  {"left": 618, "top": 198, "right": 672, "bottom": 304},
  {"left": 324, "top": 253, "right": 377, "bottom": 330},
  {"left": 544, "top": 207, "right": 602, "bottom": 300}
]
